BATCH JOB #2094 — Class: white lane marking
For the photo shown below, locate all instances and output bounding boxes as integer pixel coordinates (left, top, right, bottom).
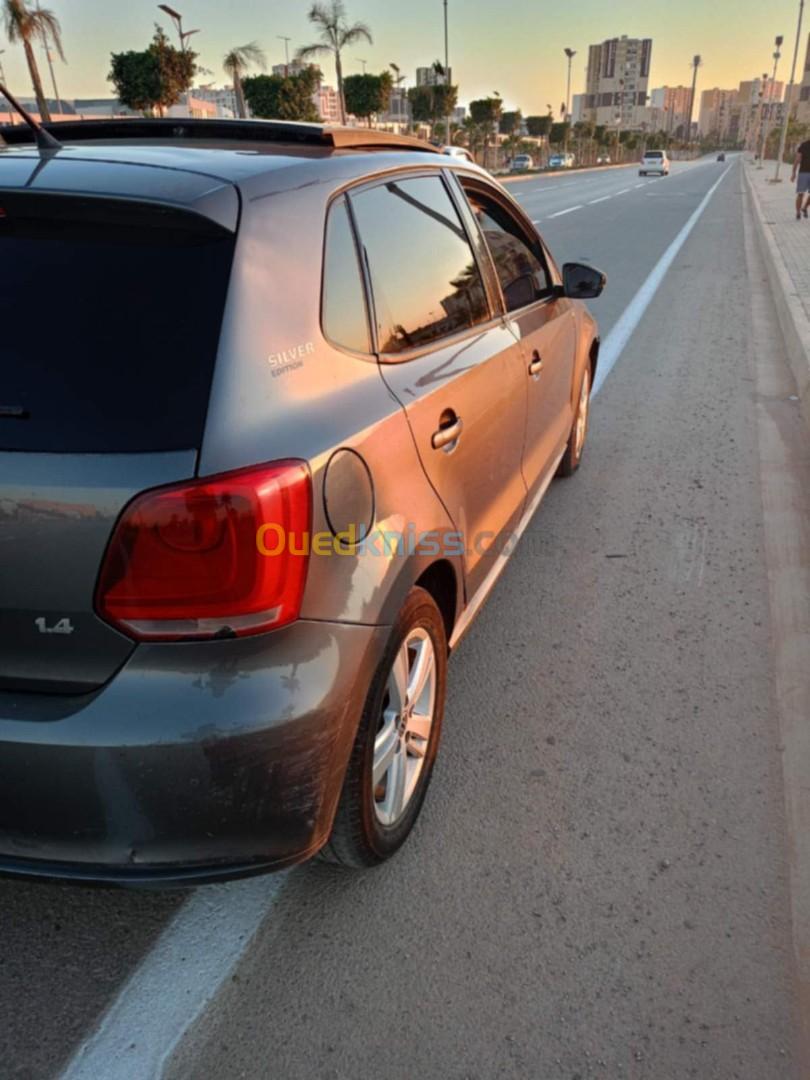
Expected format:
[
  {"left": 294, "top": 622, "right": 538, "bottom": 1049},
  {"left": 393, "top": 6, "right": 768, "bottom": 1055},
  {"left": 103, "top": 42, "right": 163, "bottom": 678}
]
[
  {"left": 634, "top": 183, "right": 645, "bottom": 188},
  {"left": 60, "top": 872, "right": 290, "bottom": 1080},
  {"left": 549, "top": 204, "right": 583, "bottom": 218},
  {"left": 532, "top": 218, "right": 543, "bottom": 224},
  {"left": 588, "top": 195, "right": 612, "bottom": 205},
  {"left": 592, "top": 163, "right": 732, "bottom": 397},
  {"left": 615, "top": 187, "right": 631, "bottom": 195}
]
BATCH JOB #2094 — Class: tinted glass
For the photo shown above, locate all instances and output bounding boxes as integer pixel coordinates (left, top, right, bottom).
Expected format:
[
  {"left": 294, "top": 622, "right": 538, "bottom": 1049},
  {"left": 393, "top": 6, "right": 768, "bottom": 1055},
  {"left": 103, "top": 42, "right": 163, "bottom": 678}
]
[
  {"left": 464, "top": 187, "right": 551, "bottom": 313},
  {"left": 0, "top": 198, "right": 234, "bottom": 452},
  {"left": 322, "top": 198, "right": 370, "bottom": 353},
  {"left": 350, "top": 176, "right": 489, "bottom": 355}
]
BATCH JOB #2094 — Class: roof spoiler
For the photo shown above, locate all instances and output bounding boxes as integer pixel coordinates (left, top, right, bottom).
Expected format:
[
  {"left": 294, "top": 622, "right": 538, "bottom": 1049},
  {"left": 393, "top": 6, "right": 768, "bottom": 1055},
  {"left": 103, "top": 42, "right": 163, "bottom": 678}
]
[{"left": 0, "top": 117, "right": 441, "bottom": 155}]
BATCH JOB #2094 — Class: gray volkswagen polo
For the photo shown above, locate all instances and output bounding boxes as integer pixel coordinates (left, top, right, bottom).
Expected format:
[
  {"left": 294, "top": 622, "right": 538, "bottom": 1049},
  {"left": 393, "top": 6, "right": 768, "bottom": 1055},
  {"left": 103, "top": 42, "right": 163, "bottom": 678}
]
[{"left": 0, "top": 118, "right": 603, "bottom": 884}]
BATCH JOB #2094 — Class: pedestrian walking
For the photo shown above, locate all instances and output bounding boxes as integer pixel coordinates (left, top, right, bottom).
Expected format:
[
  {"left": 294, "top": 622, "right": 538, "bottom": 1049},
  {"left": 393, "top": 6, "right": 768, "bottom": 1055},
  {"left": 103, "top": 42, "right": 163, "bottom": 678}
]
[{"left": 790, "top": 136, "right": 810, "bottom": 219}]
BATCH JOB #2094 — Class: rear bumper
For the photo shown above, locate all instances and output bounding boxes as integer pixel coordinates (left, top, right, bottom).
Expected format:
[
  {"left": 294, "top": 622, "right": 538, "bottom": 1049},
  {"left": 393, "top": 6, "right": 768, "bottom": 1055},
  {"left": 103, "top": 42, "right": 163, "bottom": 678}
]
[{"left": 0, "top": 619, "right": 388, "bottom": 885}]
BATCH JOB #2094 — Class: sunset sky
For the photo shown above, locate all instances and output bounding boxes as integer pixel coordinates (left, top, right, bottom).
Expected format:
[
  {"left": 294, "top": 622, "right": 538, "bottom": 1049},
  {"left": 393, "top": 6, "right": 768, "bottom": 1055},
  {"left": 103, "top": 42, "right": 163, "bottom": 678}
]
[{"left": 1, "top": 0, "right": 804, "bottom": 111}]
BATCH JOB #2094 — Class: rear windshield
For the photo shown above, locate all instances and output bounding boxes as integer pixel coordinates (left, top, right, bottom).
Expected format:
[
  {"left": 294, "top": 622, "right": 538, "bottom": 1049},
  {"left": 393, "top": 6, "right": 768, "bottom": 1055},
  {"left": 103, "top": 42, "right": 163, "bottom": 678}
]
[
  {"left": 0, "top": 196, "right": 235, "bottom": 452},
  {"left": 645, "top": 152, "right": 664, "bottom": 158}
]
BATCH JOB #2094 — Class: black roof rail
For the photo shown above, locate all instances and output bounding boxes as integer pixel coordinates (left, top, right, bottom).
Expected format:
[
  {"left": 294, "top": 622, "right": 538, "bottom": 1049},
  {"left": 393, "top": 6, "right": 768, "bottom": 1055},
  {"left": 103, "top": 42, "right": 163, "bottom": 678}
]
[{"left": 0, "top": 117, "right": 441, "bottom": 155}]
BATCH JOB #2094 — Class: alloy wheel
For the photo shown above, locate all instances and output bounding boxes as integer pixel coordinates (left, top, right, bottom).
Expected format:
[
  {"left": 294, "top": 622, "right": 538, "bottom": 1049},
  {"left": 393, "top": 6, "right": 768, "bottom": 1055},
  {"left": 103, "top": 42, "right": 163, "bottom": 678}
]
[
  {"left": 373, "top": 628, "right": 437, "bottom": 827},
  {"left": 574, "top": 367, "right": 591, "bottom": 461}
]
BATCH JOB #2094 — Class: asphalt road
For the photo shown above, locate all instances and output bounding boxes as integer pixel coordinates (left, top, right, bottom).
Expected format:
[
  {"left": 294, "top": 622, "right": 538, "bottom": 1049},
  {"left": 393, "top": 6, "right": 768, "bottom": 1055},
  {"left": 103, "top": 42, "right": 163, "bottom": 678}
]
[{"left": 3, "top": 156, "right": 806, "bottom": 1080}]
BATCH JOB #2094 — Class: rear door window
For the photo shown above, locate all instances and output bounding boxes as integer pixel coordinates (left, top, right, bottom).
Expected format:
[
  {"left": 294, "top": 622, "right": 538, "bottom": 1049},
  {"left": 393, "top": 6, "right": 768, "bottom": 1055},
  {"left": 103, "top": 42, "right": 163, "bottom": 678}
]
[
  {"left": 0, "top": 196, "right": 235, "bottom": 452},
  {"left": 322, "top": 197, "right": 371, "bottom": 354},
  {"left": 348, "top": 174, "right": 490, "bottom": 356}
]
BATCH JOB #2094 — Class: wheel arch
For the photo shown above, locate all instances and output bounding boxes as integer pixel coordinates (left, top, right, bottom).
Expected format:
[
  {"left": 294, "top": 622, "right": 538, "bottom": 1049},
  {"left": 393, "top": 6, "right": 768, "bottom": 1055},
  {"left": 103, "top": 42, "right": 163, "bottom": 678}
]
[{"left": 414, "top": 559, "right": 459, "bottom": 647}]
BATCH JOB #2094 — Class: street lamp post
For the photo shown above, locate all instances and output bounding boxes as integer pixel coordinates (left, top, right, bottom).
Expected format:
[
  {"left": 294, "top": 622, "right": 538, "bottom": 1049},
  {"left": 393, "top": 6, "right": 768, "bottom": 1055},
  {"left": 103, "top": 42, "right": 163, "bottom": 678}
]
[
  {"left": 443, "top": 0, "right": 452, "bottom": 147},
  {"left": 751, "top": 73, "right": 769, "bottom": 156},
  {"left": 686, "top": 54, "right": 702, "bottom": 155},
  {"left": 277, "top": 35, "right": 291, "bottom": 76},
  {"left": 773, "top": 0, "right": 805, "bottom": 182},
  {"left": 759, "top": 36, "right": 784, "bottom": 166},
  {"left": 564, "top": 47, "right": 576, "bottom": 153},
  {"left": 356, "top": 58, "right": 367, "bottom": 74},
  {"left": 157, "top": 5, "right": 200, "bottom": 116}
]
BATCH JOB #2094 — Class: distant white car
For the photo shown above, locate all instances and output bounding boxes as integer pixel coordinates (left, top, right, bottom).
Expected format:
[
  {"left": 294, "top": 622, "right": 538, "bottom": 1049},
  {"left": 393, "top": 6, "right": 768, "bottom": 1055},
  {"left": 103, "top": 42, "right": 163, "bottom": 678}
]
[
  {"left": 442, "top": 146, "right": 475, "bottom": 163},
  {"left": 548, "top": 153, "right": 575, "bottom": 169},
  {"left": 639, "top": 150, "right": 670, "bottom": 176},
  {"left": 510, "top": 153, "right": 534, "bottom": 171}
]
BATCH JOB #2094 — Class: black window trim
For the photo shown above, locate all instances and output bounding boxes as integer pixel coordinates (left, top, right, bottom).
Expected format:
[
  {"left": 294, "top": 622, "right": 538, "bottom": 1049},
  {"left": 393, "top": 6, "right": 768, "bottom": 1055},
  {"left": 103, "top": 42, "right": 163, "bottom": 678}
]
[
  {"left": 337, "top": 166, "right": 502, "bottom": 365},
  {"left": 448, "top": 169, "right": 563, "bottom": 319}
]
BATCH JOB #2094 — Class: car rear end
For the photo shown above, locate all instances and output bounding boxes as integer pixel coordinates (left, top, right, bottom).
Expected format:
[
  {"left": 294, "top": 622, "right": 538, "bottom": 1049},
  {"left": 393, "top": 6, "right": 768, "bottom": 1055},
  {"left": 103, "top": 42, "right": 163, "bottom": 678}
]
[
  {"left": 640, "top": 150, "right": 668, "bottom": 176},
  {"left": 0, "top": 149, "right": 382, "bottom": 883}
]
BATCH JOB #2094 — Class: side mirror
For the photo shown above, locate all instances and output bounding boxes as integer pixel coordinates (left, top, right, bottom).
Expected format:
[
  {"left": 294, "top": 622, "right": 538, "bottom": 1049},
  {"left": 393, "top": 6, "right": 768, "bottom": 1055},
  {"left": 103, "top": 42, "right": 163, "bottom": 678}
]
[{"left": 561, "top": 262, "right": 606, "bottom": 300}]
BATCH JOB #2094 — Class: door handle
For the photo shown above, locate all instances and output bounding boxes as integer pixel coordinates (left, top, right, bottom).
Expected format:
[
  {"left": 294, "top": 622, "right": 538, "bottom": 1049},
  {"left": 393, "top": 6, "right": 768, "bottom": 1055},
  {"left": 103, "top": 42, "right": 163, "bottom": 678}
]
[
  {"left": 431, "top": 415, "right": 463, "bottom": 451},
  {"left": 528, "top": 351, "right": 543, "bottom": 376}
]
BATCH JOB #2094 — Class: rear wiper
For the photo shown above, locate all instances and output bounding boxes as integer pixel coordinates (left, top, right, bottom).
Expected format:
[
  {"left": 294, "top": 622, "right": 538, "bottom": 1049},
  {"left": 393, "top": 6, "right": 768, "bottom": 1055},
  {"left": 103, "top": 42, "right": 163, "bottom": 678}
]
[{"left": 0, "top": 82, "right": 61, "bottom": 152}]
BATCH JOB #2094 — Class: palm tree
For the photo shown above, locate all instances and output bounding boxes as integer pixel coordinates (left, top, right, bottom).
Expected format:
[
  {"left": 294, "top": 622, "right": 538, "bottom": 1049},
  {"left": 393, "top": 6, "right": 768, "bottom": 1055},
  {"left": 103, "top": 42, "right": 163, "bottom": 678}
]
[
  {"left": 296, "top": 1, "right": 372, "bottom": 124},
  {"left": 223, "top": 41, "right": 266, "bottom": 119},
  {"left": 2, "top": 0, "right": 64, "bottom": 122}
]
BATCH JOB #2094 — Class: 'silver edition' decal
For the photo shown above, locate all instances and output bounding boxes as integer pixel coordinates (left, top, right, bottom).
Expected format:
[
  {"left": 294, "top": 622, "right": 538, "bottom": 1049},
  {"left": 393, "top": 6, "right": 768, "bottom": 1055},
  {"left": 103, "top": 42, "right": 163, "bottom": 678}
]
[{"left": 267, "top": 342, "right": 314, "bottom": 378}]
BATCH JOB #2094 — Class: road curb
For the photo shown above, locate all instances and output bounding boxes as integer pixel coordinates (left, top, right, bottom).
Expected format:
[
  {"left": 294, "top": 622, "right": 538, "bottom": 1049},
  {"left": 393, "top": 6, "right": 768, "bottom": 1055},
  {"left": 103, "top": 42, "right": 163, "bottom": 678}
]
[{"left": 743, "top": 163, "right": 810, "bottom": 430}]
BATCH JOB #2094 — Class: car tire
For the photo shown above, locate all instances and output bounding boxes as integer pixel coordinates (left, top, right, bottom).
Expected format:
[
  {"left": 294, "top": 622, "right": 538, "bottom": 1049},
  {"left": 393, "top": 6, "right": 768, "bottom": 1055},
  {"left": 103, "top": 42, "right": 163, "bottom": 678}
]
[
  {"left": 320, "top": 587, "right": 447, "bottom": 868},
  {"left": 639, "top": 170, "right": 645, "bottom": 176},
  {"left": 557, "top": 363, "right": 592, "bottom": 478}
]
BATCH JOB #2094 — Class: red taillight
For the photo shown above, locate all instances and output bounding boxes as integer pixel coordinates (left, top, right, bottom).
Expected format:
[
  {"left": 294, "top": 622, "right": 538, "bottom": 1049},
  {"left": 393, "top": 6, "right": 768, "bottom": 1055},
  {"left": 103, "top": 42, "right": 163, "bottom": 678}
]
[{"left": 96, "top": 461, "right": 311, "bottom": 641}]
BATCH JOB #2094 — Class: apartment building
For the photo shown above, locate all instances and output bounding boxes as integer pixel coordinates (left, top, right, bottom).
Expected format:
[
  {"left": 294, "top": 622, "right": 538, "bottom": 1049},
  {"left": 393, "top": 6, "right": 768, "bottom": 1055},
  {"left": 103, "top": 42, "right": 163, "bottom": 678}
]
[
  {"left": 416, "top": 66, "right": 452, "bottom": 88},
  {"left": 191, "top": 86, "right": 240, "bottom": 118},
  {"left": 698, "top": 87, "right": 739, "bottom": 139},
  {"left": 737, "top": 77, "right": 784, "bottom": 145},
  {"left": 582, "top": 36, "right": 653, "bottom": 131},
  {"left": 649, "top": 85, "right": 693, "bottom": 136}
]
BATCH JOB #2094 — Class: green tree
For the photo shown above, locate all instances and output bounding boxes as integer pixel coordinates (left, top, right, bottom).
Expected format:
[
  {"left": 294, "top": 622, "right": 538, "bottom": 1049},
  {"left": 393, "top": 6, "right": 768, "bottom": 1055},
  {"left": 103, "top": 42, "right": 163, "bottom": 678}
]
[
  {"left": 343, "top": 71, "right": 392, "bottom": 126},
  {"left": 2, "top": 0, "right": 64, "bottom": 122},
  {"left": 525, "top": 114, "right": 551, "bottom": 138},
  {"left": 109, "top": 26, "right": 196, "bottom": 116},
  {"left": 242, "top": 68, "right": 320, "bottom": 122},
  {"left": 407, "top": 81, "right": 457, "bottom": 140},
  {"left": 550, "top": 120, "right": 570, "bottom": 148},
  {"left": 432, "top": 82, "right": 458, "bottom": 124},
  {"left": 500, "top": 109, "right": 522, "bottom": 135},
  {"left": 223, "top": 41, "right": 266, "bottom": 119},
  {"left": 573, "top": 119, "right": 594, "bottom": 164},
  {"left": 469, "top": 96, "right": 503, "bottom": 127},
  {"left": 461, "top": 116, "right": 488, "bottom": 162},
  {"left": 469, "top": 96, "right": 502, "bottom": 166},
  {"left": 407, "top": 85, "right": 432, "bottom": 126},
  {"left": 296, "top": 1, "right": 372, "bottom": 125}
]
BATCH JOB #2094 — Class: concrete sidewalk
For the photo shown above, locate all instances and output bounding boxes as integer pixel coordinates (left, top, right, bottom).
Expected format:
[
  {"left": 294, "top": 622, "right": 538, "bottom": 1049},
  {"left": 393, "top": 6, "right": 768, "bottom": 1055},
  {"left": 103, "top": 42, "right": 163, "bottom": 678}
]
[{"left": 745, "top": 159, "right": 810, "bottom": 427}]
